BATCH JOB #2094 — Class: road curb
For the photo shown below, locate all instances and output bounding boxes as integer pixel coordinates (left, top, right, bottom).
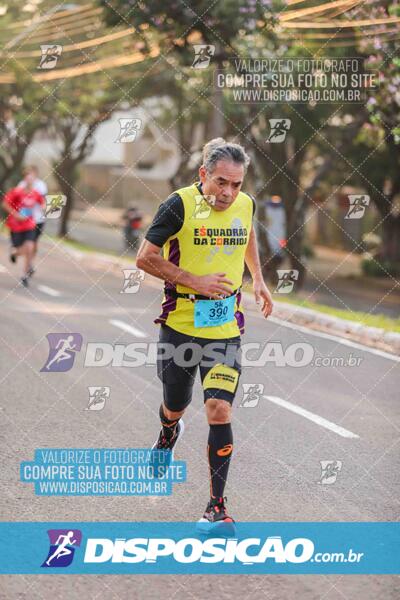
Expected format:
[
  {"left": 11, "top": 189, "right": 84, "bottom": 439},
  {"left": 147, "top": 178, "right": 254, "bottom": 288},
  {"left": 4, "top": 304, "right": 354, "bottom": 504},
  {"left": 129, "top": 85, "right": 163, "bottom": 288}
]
[{"left": 270, "top": 300, "right": 400, "bottom": 356}]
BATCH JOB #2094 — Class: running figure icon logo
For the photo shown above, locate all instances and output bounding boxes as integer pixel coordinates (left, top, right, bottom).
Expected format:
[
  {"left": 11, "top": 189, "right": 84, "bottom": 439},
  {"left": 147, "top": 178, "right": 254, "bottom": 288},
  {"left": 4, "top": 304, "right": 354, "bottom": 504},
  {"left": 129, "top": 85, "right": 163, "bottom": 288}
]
[
  {"left": 266, "top": 119, "right": 291, "bottom": 143},
  {"left": 116, "top": 118, "right": 142, "bottom": 143},
  {"left": 38, "top": 45, "right": 62, "bottom": 69},
  {"left": 275, "top": 269, "right": 299, "bottom": 294},
  {"left": 45, "top": 194, "right": 67, "bottom": 219},
  {"left": 41, "top": 529, "right": 82, "bottom": 567},
  {"left": 192, "top": 195, "right": 216, "bottom": 219},
  {"left": 192, "top": 44, "right": 215, "bottom": 69},
  {"left": 41, "top": 333, "right": 83, "bottom": 372},
  {"left": 86, "top": 386, "right": 110, "bottom": 411},
  {"left": 120, "top": 269, "right": 145, "bottom": 293},
  {"left": 318, "top": 460, "right": 343, "bottom": 485},
  {"left": 345, "top": 195, "right": 370, "bottom": 219},
  {"left": 239, "top": 383, "right": 264, "bottom": 408}
]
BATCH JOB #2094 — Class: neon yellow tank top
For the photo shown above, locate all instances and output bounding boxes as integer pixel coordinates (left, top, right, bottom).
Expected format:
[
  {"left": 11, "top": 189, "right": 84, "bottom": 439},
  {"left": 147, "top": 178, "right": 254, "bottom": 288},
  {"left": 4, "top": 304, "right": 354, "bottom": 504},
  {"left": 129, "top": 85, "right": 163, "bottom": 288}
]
[{"left": 155, "top": 183, "right": 253, "bottom": 339}]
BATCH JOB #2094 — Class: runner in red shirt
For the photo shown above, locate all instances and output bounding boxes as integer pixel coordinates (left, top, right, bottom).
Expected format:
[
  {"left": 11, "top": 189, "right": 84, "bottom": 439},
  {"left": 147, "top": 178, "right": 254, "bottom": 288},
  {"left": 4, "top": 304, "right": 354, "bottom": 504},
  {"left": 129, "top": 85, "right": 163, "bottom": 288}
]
[{"left": 2, "top": 171, "right": 45, "bottom": 287}]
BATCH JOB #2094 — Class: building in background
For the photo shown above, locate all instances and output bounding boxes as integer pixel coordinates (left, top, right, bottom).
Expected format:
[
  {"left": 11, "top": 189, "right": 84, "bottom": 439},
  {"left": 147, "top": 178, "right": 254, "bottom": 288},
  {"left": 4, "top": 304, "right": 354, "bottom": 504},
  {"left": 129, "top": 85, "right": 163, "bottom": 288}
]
[{"left": 23, "top": 107, "right": 180, "bottom": 216}]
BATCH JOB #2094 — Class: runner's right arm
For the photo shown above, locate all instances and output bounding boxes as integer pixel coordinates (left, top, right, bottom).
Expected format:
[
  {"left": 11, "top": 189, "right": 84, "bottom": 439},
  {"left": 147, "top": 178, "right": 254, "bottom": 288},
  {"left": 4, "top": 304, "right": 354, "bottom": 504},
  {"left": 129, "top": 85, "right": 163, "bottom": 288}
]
[
  {"left": 136, "top": 239, "right": 234, "bottom": 298},
  {"left": 2, "top": 189, "right": 26, "bottom": 221},
  {"left": 136, "top": 194, "right": 233, "bottom": 298}
]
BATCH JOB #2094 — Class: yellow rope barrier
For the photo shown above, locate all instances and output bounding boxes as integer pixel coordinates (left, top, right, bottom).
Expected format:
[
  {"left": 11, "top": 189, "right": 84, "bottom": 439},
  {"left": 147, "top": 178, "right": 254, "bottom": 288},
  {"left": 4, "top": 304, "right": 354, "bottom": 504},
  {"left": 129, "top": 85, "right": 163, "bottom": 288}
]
[
  {"left": 281, "top": 0, "right": 363, "bottom": 22},
  {"left": 6, "top": 4, "right": 98, "bottom": 30},
  {"left": 282, "top": 16, "right": 400, "bottom": 28},
  {"left": 0, "top": 47, "right": 160, "bottom": 84},
  {"left": 0, "top": 28, "right": 135, "bottom": 59}
]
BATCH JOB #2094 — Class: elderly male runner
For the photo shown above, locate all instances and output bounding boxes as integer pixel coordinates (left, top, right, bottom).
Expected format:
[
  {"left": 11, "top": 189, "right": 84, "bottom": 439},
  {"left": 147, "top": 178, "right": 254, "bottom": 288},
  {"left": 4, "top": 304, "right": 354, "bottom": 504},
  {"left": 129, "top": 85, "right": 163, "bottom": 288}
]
[{"left": 136, "top": 139, "right": 273, "bottom": 532}]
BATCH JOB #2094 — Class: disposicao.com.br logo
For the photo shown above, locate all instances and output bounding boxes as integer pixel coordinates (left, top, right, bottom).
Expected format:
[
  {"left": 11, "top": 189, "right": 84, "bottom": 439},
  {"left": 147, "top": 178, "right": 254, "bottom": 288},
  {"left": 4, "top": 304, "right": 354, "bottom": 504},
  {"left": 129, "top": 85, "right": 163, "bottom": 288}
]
[
  {"left": 84, "top": 535, "right": 319, "bottom": 565},
  {"left": 0, "top": 522, "right": 397, "bottom": 574}
]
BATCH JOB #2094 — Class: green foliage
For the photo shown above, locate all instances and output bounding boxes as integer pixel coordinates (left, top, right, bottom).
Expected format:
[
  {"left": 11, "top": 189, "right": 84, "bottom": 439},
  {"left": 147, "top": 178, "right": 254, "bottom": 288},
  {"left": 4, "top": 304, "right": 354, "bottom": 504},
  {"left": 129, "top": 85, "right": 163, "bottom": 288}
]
[
  {"left": 101, "top": 0, "right": 279, "bottom": 52},
  {"left": 0, "top": 63, "right": 53, "bottom": 187},
  {"left": 361, "top": 257, "right": 400, "bottom": 278}
]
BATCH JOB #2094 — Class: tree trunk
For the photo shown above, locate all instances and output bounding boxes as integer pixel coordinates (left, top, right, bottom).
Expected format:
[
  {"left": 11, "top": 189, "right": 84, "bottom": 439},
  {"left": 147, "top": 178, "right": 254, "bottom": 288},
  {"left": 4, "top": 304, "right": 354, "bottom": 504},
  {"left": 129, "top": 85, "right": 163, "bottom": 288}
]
[
  {"left": 284, "top": 190, "right": 306, "bottom": 289},
  {"left": 0, "top": 139, "right": 29, "bottom": 189},
  {"left": 211, "top": 46, "right": 224, "bottom": 137},
  {"left": 54, "top": 161, "right": 77, "bottom": 238},
  {"left": 286, "top": 153, "right": 335, "bottom": 288},
  {"left": 379, "top": 214, "right": 400, "bottom": 266}
]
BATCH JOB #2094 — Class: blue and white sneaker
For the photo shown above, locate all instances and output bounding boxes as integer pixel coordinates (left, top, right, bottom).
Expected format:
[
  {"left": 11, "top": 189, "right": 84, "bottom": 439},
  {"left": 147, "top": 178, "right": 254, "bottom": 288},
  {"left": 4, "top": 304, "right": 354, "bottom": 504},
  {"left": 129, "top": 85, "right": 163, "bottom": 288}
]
[{"left": 196, "top": 496, "right": 236, "bottom": 536}]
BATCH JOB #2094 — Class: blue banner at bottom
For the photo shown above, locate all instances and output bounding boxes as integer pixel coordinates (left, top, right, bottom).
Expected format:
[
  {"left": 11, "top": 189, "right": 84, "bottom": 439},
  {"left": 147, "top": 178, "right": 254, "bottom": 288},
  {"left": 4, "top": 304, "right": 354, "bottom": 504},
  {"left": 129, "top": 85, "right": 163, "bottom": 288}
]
[{"left": 0, "top": 522, "right": 398, "bottom": 574}]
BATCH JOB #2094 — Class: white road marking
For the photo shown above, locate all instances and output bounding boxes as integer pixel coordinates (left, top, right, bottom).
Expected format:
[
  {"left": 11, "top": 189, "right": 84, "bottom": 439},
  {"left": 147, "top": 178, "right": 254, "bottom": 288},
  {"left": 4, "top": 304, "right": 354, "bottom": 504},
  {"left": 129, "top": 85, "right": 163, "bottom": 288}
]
[
  {"left": 265, "top": 315, "right": 400, "bottom": 363},
  {"left": 0, "top": 264, "right": 7, "bottom": 273},
  {"left": 37, "top": 284, "right": 61, "bottom": 297},
  {"left": 109, "top": 319, "right": 147, "bottom": 338},
  {"left": 263, "top": 395, "right": 360, "bottom": 439}
]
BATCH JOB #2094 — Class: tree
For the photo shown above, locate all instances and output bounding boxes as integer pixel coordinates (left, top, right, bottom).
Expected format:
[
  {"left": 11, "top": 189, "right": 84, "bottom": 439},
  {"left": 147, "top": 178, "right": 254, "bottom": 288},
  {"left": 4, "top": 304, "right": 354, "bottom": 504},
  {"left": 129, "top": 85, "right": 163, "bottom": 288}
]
[
  {"left": 0, "top": 0, "right": 146, "bottom": 236},
  {"left": 100, "top": 0, "right": 278, "bottom": 136},
  {"left": 48, "top": 76, "right": 120, "bottom": 237},
  {"left": 100, "top": 0, "right": 400, "bottom": 284},
  {"left": 0, "top": 65, "right": 51, "bottom": 191},
  {"left": 0, "top": 0, "right": 82, "bottom": 188},
  {"left": 332, "top": 0, "right": 400, "bottom": 273},
  {"left": 221, "top": 28, "right": 363, "bottom": 285}
]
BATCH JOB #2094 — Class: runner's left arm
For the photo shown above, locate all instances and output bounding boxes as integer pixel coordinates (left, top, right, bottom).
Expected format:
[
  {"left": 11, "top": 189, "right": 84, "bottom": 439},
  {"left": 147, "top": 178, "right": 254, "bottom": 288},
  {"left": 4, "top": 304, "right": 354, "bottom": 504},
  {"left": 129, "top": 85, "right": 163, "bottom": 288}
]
[
  {"left": 245, "top": 226, "right": 273, "bottom": 318},
  {"left": 244, "top": 195, "right": 265, "bottom": 283}
]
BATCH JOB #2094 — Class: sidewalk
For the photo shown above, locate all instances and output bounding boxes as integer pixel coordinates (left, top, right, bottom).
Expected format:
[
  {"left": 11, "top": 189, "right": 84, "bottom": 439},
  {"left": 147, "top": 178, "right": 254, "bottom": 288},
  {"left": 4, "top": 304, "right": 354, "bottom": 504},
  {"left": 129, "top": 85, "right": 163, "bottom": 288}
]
[{"left": 300, "top": 246, "right": 400, "bottom": 318}]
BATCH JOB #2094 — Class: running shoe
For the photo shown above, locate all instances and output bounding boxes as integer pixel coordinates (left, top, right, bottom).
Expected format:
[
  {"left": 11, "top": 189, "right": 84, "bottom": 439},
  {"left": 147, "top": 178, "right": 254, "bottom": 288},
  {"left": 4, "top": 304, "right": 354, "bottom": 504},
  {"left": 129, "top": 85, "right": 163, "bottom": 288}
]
[
  {"left": 9, "top": 248, "right": 17, "bottom": 264},
  {"left": 20, "top": 276, "right": 29, "bottom": 288},
  {"left": 150, "top": 419, "right": 184, "bottom": 471},
  {"left": 196, "top": 496, "right": 236, "bottom": 535}
]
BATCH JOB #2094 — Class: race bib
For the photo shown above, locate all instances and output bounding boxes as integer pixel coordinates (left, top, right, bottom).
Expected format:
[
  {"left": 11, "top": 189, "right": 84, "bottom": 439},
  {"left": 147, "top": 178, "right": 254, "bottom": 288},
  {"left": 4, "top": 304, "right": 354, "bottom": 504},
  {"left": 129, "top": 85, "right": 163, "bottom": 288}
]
[
  {"left": 20, "top": 207, "right": 32, "bottom": 217},
  {"left": 194, "top": 295, "right": 236, "bottom": 328}
]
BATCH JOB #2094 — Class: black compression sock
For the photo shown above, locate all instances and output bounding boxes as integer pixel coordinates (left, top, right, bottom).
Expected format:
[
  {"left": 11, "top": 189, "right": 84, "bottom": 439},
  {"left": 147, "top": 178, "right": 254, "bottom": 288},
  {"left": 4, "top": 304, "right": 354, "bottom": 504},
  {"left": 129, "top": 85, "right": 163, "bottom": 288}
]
[
  {"left": 159, "top": 404, "right": 180, "bottom": 439},
  {"left": 207, "top": 423, "right": 233, "bottom": 499}
]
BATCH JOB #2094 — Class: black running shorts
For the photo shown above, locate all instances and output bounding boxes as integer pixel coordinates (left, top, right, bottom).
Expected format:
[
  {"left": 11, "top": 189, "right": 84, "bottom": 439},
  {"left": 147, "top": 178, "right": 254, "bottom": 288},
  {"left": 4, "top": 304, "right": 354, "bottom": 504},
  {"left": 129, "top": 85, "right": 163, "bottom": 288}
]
[
  {"left": 157, "top": 324, "right": 242, "bottom": 412},
  {"left": 10, "top": 229, "right": 36, "bottom": 247}
]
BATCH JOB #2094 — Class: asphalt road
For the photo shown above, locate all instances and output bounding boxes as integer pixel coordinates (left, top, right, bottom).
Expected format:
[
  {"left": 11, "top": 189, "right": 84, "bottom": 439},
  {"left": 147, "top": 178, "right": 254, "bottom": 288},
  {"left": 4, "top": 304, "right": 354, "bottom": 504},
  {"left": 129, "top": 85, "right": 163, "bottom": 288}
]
[{"left": 0, "top": 234, "right": 399, "bottom": 599}]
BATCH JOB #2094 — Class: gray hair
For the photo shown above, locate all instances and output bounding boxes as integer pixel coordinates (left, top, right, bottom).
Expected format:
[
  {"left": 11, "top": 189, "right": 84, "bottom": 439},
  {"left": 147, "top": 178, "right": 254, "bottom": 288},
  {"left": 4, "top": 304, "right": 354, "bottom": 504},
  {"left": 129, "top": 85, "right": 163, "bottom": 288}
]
[{"left": 202, "top": 138, "right": 250, "bottom": 174}]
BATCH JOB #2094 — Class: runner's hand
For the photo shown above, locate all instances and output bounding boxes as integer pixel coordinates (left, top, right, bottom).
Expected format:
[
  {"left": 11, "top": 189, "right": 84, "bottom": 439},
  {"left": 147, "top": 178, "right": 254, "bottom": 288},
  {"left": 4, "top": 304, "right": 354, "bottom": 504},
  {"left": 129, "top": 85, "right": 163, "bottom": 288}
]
[
  {"left": 253, "top": 279, "right": 273, "bottom": 318},
  {"left": 191, "top": 273, "right": 234, "bottom": 299}
]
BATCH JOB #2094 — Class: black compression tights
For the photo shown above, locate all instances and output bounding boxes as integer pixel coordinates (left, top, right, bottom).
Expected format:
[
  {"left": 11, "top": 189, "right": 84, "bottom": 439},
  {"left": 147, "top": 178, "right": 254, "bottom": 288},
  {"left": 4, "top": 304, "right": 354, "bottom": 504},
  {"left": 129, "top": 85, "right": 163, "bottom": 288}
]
[{"left": 162, "top": 382, "right": 193, "bottom": 412}]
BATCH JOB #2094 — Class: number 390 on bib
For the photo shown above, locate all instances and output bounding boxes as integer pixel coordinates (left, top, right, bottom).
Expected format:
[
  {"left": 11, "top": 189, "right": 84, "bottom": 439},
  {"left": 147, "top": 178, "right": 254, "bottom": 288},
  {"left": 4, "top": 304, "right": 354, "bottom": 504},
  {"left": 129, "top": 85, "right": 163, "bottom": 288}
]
[{"left": 194, "top": 295, "right": 236, "bottom": 328}]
